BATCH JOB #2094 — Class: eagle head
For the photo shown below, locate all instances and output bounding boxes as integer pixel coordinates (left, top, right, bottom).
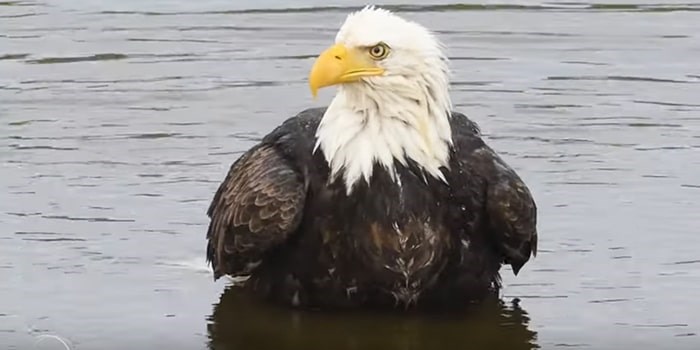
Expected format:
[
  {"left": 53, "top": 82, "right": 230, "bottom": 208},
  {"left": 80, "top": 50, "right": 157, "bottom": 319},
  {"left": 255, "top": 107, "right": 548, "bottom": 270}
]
[{"left": 309, "top": 6, "right": 454, "bottom": 193}]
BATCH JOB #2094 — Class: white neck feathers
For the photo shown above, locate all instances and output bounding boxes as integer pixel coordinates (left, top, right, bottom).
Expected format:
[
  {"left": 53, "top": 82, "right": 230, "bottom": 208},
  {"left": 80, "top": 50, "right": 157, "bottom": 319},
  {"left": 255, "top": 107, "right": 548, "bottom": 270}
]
[{"left": 315, "top": 78, "right": 453, "bottom": 194}]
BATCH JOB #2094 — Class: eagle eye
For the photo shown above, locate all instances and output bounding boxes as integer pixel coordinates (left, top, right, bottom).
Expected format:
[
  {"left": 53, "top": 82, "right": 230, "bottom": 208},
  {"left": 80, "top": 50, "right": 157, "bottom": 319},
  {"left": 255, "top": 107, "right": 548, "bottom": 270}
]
[{"left": 368, "top": 42, "right": 390, "bottom": 60}]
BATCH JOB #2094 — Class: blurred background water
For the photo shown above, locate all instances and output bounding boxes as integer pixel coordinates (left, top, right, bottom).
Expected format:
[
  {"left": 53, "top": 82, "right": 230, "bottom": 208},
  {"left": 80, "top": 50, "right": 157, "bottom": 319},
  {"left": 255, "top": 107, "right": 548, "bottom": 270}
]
[{"left": 1, "top": 0, "right": 699, "bottom": 349}]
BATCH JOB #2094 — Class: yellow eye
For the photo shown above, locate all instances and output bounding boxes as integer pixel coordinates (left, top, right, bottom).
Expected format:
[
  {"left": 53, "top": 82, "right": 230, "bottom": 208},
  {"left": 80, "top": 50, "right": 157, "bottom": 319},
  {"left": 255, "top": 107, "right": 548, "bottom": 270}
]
[{"left": 368, "top": 42, "right": 390, "bottom": 60}]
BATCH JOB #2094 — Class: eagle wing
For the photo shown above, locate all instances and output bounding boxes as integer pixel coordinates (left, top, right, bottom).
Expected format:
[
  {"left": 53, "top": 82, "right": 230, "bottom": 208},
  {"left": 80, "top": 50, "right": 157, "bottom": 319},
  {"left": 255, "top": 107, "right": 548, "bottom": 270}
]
[
  {"left": 450, "top": 113, "right": 538, "bottom": 275},
  {"left": 206, "top": 144, "right": 306, "bottom": 279},
  {"left": 483, "top": 153, "right": 538, "bottom": 275}
]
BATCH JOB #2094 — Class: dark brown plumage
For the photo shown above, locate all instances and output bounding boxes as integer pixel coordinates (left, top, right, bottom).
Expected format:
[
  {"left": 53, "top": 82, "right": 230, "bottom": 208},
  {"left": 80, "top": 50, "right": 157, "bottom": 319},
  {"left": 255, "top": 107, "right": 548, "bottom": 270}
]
[
  {"left": 207, "top": 145, "right": 306, "bottom": 279},
  {"left": 206, "top": 107, "right": 537, "bottom": 310}
]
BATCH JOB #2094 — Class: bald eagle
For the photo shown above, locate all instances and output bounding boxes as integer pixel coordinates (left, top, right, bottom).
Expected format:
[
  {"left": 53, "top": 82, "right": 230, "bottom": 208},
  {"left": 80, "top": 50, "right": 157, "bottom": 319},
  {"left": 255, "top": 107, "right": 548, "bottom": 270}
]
[{"left": 206, "top": 6, "right": 537, "bottom": 310}]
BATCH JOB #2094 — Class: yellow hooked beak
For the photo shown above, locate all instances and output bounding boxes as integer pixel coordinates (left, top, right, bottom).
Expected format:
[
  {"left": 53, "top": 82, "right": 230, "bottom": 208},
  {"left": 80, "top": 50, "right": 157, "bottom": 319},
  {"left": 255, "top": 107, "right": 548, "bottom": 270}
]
[{"left": 308, "top": 44, "right": 385, "bottom": 98}]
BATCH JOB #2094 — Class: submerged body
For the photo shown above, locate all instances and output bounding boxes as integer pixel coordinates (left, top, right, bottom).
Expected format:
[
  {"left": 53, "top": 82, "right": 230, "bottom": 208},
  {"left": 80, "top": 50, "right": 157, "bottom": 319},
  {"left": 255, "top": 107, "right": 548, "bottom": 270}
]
[
  {"left": 207, "top": 108, "right": 537, "bottom": 309},
  {"left": 205, "top": 7, "right": 538, "bottom": 310}
]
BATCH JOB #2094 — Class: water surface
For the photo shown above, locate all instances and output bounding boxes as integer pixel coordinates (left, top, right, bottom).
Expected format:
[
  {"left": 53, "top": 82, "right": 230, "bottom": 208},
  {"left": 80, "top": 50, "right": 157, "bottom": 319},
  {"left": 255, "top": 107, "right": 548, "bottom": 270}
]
[{"left": 2, "top": 0, "right": 700, "bottom": 349}]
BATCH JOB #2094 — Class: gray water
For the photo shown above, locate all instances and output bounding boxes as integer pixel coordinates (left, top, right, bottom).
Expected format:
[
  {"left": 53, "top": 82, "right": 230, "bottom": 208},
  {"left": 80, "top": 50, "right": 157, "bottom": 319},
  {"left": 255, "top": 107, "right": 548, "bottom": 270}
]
[{"left": 2, "top": 0, "right": 700, "bottom": 349}]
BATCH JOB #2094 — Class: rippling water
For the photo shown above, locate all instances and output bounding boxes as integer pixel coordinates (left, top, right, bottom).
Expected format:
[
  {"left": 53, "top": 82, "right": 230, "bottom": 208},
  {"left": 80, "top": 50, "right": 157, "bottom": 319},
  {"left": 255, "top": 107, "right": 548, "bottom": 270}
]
[{"left": 2, "top": 0, "right": 700, "bottom": 349}]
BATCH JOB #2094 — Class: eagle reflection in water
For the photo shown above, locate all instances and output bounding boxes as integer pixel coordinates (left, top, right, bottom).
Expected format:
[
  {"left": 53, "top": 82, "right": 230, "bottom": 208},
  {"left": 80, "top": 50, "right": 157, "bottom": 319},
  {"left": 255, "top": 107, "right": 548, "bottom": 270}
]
[{"left": 207, "top": 286, "right": 538, "bottom": 350}]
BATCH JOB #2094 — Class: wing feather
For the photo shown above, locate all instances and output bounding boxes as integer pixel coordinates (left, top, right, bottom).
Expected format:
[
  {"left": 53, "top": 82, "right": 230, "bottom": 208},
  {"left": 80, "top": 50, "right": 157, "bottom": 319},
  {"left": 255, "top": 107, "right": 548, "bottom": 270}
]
[
  {"left": 206, "top": 144, "right": 306, "bottom": 279},
  {"left": 484, "top": 156, "right": 538, "bottom": 275},
  {"left": 450, "top": 112, "right": 538, "bottom": 275}
]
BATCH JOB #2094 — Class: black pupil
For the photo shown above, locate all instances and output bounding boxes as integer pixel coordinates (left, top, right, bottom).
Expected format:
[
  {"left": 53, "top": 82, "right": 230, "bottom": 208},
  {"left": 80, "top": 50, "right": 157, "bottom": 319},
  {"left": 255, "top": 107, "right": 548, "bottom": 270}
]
[{"left": 373, "top": 46, "right": 382, "bottom": 55}]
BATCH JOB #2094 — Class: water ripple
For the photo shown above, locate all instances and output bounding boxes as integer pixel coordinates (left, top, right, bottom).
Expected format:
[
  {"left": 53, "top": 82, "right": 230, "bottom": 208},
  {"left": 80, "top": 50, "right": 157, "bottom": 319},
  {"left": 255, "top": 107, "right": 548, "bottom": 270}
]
[
  {"left": 27, "top": 53, "right": 128, "bottom": 64},
  {"left": 546, "top": 75, "right": 695, "bottom": 84},
  {"left": 92, "top": 3, "right": 700, "bottom": 16},
  {"left": 41, "top": 215, "right": 135, "bottom": 223}
]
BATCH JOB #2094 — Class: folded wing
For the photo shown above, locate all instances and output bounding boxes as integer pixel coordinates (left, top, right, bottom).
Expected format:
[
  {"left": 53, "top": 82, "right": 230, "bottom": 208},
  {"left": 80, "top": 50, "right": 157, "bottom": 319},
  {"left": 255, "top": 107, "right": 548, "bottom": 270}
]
[
  {"left": 450, "top": 113, "right": 538, "bottom": 275},
  {"left": 206, "top": 144, "right": 306, "bottom": 279},
  {"left": 484, "top": 154, "right": 538, "bottom": 275}
]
